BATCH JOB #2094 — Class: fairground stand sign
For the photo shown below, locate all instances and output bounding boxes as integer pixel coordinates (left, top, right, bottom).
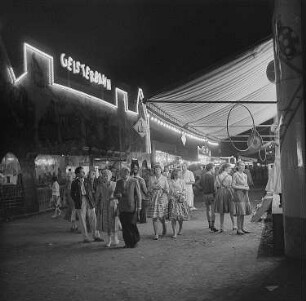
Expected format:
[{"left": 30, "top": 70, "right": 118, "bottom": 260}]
[
  {"left": 0, "top": 40, "right": 150, "bottom": 214},
  {"left": 4, "top": 41, "right": 151, "bottom": 157}
]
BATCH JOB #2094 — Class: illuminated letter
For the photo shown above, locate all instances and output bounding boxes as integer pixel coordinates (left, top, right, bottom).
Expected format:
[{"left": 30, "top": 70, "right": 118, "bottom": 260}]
[
  {"left": 107, "top": 79, "right": 111, "bottom": 90},
  {"left": 97, "top": 73, "right": 102, "bottom": 85},
  {"left": 67, "top": 56, "right": 73, "bottom": 71},
  {"left": 89, "top": 70, "right": 95, "bottom": 83},
  {"left": 60, "top": 53, "right": 68, "bottom": 68},
  {"left": 102, "top": 74, "right": 106, "bottom": 87},
  {"left": 85, "top": 66, "right": 90, "bottom": 80},
  {"left": 80, "top": 64, "right": 86, "bottom": 77},
  {"left": 72, "top": 61, "right": 77, "bottom": 73},
  {"left": 75, "top": 61, "right": 80, "bottom": 74},
  {"left": 94, "top": 71, "right": 99, "bottom": 84}
]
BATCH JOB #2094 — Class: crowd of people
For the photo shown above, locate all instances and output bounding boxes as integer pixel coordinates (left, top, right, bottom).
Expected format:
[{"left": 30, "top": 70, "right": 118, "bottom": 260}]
[{"left": 53, "top": 160, "right": 253, "bottom": 248}]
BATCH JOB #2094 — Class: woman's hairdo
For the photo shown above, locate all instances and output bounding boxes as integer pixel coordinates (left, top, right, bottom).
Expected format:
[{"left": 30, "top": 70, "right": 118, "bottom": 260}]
[
  {"left": 171, "top": 169, "right": 179, "bottom": 179},
  {"left": 75, "top": 166, "right": 83, "bottom": 175},
  {"left": 121, "top": 167, "right": 130, "bottom": 173},
  {"left": 236, "top": 160, "right": 245, "bottom": 167},
  {"left": 219, "top": 163, "right": 231, "bottom": 173},
  {"left": 206, "top": 163, "right": 214, "bottom": 171},
  {"left": 154, "top": 163, "right": 162, "bottom": 170}
]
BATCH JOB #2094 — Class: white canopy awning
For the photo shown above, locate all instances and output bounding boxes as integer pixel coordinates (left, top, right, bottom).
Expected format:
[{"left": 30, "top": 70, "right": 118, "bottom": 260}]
[{"left": 147, "top": 39, "right": 277, "bottom": 141}]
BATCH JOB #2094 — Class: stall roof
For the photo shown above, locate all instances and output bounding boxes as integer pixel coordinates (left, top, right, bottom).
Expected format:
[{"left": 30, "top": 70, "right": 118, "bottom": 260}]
[{"left": 147, "top": 39, "right": 277, "bottom": 141}]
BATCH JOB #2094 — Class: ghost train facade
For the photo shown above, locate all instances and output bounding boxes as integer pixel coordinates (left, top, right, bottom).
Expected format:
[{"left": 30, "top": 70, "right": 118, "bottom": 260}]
[{"left": 0, "top": 40, "right": 150, "bottom": 218}]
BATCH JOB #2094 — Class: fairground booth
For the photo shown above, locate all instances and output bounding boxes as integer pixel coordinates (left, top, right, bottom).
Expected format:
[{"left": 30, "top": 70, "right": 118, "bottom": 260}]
[{"left": 0, "top": 38, "right": 151, "bottom": 217}]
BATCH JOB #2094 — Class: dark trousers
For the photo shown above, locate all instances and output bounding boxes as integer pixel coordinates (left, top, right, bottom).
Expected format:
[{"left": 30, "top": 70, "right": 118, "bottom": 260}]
[
  {"left": 119, "top": 212, "right": 140, "bottom": 248},
  {"left": 139, "top": 200, "right": 149, "bottom": 223}
]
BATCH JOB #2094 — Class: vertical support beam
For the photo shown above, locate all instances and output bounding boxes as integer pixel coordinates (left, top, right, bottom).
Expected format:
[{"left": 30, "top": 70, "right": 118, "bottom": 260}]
[
  {"left": 273, "top": 0, "right": 305, "bottom": 259},
  {"left": 19, "top": 155, "right": 39, "bottom": 213},
  {"left": 151, "top": 141, "right": 156, "bottom": 166}
]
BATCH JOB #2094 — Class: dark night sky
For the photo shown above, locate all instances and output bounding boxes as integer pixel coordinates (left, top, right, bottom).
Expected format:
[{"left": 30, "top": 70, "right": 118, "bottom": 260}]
[{"left": 1, "top": 0, "right": 274, "bottom": 96}]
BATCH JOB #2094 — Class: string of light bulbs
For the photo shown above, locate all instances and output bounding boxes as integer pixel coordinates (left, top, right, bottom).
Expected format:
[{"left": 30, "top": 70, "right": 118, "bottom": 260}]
[{"left": 148, "top": 112, "right": 219, "bottom": 146}]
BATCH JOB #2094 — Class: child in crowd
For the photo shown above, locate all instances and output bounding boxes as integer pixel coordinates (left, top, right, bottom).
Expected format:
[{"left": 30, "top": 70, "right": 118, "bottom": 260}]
[{"left": 51, "top": 176, "right": 61, "bottom": 218}]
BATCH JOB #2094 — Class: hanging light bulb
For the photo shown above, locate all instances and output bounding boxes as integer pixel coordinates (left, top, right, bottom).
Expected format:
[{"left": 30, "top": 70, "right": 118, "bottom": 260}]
[{"left": 181, "top": 133, "right": 187, "bottom": 146}]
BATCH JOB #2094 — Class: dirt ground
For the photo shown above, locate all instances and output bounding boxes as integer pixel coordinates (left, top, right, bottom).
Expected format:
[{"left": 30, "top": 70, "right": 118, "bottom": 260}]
[{"left": 0, "top": 188, "right": 305, "bottom": 301}]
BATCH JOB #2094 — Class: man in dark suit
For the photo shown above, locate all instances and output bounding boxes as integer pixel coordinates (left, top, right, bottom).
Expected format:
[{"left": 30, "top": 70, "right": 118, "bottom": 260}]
[
  {"left": 70, "top": 166, "right": 103, "bottom": 243},
  {"left": 114, "top": 167, "right": 142, "bottom": 248}
]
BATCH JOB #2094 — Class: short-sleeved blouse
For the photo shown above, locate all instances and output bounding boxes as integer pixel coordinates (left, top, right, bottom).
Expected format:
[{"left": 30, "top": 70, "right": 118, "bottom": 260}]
[
  {"left": 216, "top": 172, "right": 232, "bottom": 188},
  {"left": 232, "top": 172, "right": 248, "bottom": 189}
]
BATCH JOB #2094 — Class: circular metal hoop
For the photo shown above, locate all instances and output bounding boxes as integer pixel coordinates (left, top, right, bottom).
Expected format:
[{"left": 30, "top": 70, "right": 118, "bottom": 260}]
[
  {"left": 226, "top": 104, "right": 257, "bottom": 152},
  {"left": 258, "top": 144, "right": 267, "bottom": 162}
]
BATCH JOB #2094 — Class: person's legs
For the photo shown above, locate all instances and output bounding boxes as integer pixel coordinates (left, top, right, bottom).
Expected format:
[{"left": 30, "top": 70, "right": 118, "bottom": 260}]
[
  {"left": 205, "top": 202, "right": 211, "bottom": 228},
  {"left": 130, "top": 213, "right": 140, "bottom": 247},
  {"left": 208, "top": 202, "right": 218, "bottom": 232},
  {"left": 140, "top": 200, "right": 148, "bottom": 223},
  {"left": 120, "top": 212, "right": 139, "bottom": 248},
  {"left": 241, "top": 215, "right": 250, "bottom": 233},
  {"left": 171, "top": 219, "right": 177, "bottom": 237},
  {"left": 51, "top": 196, "right": 60, "bottom": 218},
  {"left": 71, "top": 208, "right": 78, "bottom": 230},
  {"left": 237, "top": 215, "right": 244, "bottom": 234},
  {"left": 143, "top": 201, "right": 149, "bottom": 223},
  {"left": 87, "top": 207, "right": 102, "bottom": 241},
  {"left": 120, "top": 212, "right": 130, "bottom": 247},
  {"left": 106, "top": 232, "right": 112, "bottom": 247},
  {"left": 113, "top": 231, "right": 120, "bottom": 245},
  {"left": 190, "top": 193, "right": 194, "bottom": 208},
  {"left": 178, "top": 219, "right": 183, "bottom": 235},
  {"left": 152, "top": 218, "right": 159, "bottom": 239},
  {"left": 219, "top": 213, "right": 224, "bottom": 232},
  {"left": 56, "top": 196, "right": 62, "bottom": 216},
  {"left": 210, "top": 201, "right": 218, "bottom": 232},
  {"left": 76, "top": 198, "right": 90, "bottom": 242},
  {"left": 161, "top": 217, "right": 167, "bottom": 236},
  {"left": 230, "top": 213, "right": 236, "bottom": 230}
]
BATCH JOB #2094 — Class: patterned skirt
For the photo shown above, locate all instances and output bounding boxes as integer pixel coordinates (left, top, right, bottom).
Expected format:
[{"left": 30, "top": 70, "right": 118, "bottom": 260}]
[
  {"left": 214, "top": 187, "right": 234, "bottom": 214},
  {"left": 168, "top": 197, "right": 189, "bottom": 221},
  {"left": 147, "top": 190, "right": 168, "bottom": 219},
  {"left": 232, "top": 190, "right": 252, "bottom": 216}
]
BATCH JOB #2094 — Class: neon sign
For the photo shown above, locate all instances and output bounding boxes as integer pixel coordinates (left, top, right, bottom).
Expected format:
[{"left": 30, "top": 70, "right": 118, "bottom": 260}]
[{"left": 60, "top": 53, "right": 111, "bottom": 90}]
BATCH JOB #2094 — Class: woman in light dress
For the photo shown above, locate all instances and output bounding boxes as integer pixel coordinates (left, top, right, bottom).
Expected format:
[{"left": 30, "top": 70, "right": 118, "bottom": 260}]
[
  {"left": 232, "top": 161, "right": 252, "bottom": 235},
  {"left": 214, "top": 163, "right": 236, "bottom": 232},
  {"left": 95, "top": 169, "right": 120, "bottom": 247},
  {"left": 168, "top": 169, "right": 189, "bottom": 238},
  {"left": 181, "top": 163, "right": 196, "bottom": 210},
  {"left": 147, "top": 163, "right": 169, "bottom": 240}
]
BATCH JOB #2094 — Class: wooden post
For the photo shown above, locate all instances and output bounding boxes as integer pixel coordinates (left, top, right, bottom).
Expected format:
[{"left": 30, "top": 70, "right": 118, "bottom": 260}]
[{"left": 273, "top": 0, "right": 305, "bottom": 259}]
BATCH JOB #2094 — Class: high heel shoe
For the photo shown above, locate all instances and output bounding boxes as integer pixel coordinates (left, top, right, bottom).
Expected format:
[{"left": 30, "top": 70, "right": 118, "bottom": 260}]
[
  {"left": 242, "top": 229, "right": 250, "bottom": 233},
  {"left": 237, "top": 230, "right": 244, "bottom": 235}
]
